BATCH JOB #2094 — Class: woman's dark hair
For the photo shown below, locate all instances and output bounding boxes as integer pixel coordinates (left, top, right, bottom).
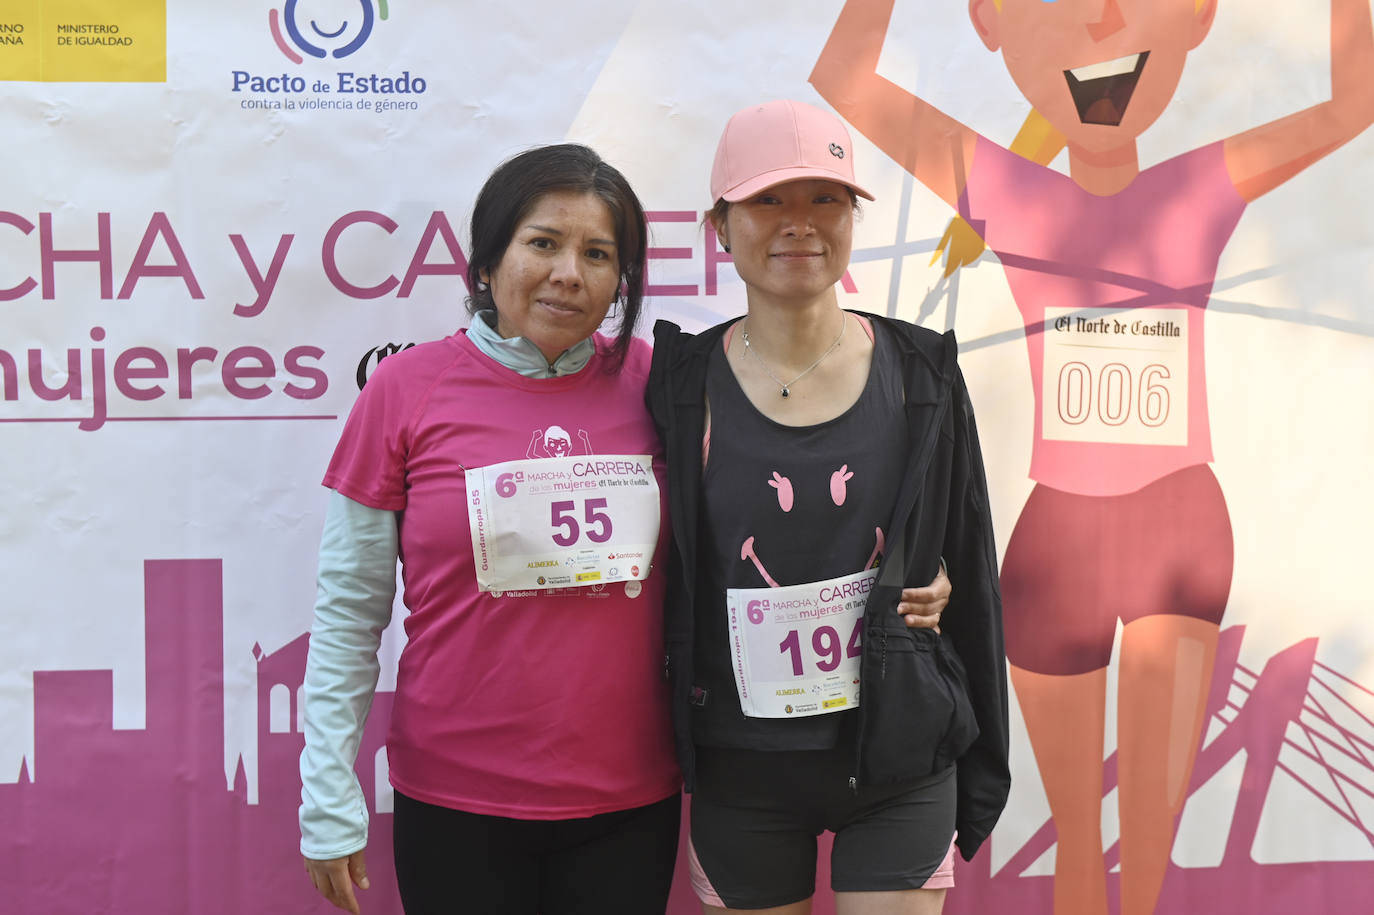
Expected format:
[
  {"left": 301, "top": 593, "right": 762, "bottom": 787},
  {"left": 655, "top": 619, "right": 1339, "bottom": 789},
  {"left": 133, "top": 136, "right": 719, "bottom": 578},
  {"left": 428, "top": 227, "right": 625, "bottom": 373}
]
[{"left": 466, "top": 144, "right": 648, "bottom": 370}]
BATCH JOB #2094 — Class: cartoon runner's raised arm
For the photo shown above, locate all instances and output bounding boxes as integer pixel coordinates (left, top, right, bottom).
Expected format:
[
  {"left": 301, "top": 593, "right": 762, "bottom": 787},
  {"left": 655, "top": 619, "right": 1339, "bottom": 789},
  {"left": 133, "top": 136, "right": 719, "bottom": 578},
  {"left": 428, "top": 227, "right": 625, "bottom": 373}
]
[
  {"left": 812, "top": 0, "right": 978, "bottom": 209},
  {"left": 1222, "top": 0, "right": 1374, "bottom": 201}
]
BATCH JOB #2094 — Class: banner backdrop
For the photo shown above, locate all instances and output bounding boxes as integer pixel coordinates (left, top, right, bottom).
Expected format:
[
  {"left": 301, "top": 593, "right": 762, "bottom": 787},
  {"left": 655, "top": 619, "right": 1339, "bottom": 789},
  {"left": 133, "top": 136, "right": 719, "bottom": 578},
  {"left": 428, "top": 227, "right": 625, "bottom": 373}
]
[{"left": 2, "top": 2, "right": 1371, "bottom": 913}]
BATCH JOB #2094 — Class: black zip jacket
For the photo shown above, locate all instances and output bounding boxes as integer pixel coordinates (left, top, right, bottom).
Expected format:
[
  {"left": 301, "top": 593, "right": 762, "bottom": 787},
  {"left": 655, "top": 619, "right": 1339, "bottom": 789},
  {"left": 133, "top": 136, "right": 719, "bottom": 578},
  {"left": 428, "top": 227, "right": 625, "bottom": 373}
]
[{"left": 646, "top": 312, "right": 1010, "bottom": 861}]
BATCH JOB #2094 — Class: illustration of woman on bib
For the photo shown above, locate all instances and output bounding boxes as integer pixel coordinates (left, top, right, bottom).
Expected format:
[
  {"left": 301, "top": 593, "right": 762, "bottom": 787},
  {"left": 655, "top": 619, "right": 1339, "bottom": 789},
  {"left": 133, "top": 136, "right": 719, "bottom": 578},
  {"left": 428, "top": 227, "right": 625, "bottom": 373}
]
[{"left": 812, "top": 1, "right": 1374, "bottom": 913}]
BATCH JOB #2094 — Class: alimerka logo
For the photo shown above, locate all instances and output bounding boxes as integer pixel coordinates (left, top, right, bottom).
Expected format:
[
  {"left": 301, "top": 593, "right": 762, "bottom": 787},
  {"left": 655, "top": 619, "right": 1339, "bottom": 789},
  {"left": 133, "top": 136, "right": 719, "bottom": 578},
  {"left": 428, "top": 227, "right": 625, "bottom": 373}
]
[{"left": 268, "top": 0, "right": 387, "bottom": 64}]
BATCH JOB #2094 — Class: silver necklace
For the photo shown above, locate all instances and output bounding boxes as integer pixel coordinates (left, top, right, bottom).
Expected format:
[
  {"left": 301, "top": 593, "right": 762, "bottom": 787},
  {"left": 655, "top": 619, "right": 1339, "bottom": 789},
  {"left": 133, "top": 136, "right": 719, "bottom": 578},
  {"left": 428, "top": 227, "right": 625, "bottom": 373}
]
[{"left": 741, "top": 313, "right": 847, "bottom": 398}]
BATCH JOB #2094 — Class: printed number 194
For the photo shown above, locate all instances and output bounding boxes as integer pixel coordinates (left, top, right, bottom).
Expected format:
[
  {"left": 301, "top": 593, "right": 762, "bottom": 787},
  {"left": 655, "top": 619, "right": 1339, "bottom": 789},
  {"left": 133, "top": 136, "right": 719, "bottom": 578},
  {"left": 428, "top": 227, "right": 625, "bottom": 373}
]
[{"left": 779, "top": 619, "right": 862, "bottom": 676}]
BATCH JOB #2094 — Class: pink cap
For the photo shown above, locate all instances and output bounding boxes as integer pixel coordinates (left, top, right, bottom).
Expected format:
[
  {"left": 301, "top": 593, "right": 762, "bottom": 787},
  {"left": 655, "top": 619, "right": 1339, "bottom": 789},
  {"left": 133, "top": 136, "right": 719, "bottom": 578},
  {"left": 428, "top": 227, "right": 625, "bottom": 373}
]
[{"left": 710, "top": 99, "right": 874, "bottom": 203}]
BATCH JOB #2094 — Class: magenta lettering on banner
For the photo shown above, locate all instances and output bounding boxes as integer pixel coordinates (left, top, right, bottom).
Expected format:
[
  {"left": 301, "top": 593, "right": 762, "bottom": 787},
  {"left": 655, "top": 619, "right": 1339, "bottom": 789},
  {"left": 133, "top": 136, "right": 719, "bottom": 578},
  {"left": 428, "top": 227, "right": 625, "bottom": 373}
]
[
  {"left": 321, "top": 210, "right": 471, "bottom": 299},
  {"left": 116, "top": 212, "right": 205, "bottom": 300},
  {"left": 645, "top": 210, "right": 699, "bottom": 296},
  {"left": 222, "top": 346, "right": 277, "bottom": 399},
  {"left": 229, "top": 233, "right": 296, "bottom": 317},
  {"left": 24, "top": 211, "right": 216, "bottom": 302},
  {"left": 322, "top": 210, "right": 401, "bottom": 298},
  {"left": 0, "top": 333, "right": 329, "bottom": 431},
  {"left": 703, "top": 216, "right": 732, "bottom": 296},
  {"left": 177, "top": 346, "right": 219, "bottom": 398},
  {"left": 39, "top": 211, "right": 114, "bottom": 300},
  {"left": 283, "top": 345, "right": 329, "bottom": 399},
  {"left": 0, "top": 211, "right": 39, "bottom": 300},
  {"left": 396, "top": 211, "right": 470, "bottom": 297},
  {"left": 27, "top": 346, "right": 83, "bottom": 402},
  {"left": 0, "top": 351, "right": 14, "bottom": 400},
  {"left": 112, "top": 346, "right": 169, "bottom": 400}
]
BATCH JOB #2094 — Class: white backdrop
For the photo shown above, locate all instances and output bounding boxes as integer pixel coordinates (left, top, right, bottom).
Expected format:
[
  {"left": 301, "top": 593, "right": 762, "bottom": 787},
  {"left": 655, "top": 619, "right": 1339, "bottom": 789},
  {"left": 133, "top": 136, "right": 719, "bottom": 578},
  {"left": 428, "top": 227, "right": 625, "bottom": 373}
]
[{"left": 3, "top": 2, "right": 1372, "bottom": 913}]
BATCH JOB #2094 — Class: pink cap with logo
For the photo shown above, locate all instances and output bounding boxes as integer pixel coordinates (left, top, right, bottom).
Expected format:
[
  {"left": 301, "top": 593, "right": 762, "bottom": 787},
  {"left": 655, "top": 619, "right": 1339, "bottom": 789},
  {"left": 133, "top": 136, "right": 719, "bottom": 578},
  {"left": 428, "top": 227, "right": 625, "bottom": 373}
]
[{"left": 710, "top": 99, "right": 874, "bottom": 203}]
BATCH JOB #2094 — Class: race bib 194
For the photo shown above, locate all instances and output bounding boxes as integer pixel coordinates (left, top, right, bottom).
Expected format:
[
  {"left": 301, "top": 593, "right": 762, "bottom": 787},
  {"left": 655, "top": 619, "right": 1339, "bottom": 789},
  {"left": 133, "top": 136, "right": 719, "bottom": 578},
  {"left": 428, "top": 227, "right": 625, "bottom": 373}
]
[
  {"left": 726, "top": 568, "right": 876, "bottom": 718},
  {"left": 1041, "top": 306, "right": 1189, "bottom": 446},
  {"left": 466, "top": 454, "right": 660, "bottom": 593}
]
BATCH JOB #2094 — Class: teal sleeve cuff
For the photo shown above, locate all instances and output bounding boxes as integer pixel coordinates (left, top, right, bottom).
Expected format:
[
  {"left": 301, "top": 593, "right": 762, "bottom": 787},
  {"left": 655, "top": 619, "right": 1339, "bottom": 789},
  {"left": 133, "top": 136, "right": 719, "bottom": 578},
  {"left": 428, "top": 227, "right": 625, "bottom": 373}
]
[{"left": 298, "top": 490, "right": 399, "bottom": 860}]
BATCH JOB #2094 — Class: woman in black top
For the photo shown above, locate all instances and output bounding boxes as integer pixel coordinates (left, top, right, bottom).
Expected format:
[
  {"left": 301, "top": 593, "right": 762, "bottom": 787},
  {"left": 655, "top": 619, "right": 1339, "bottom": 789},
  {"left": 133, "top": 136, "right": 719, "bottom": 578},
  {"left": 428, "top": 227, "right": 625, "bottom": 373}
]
[{"left": 647, "top": 99, "right": 1009, "bottom": 915}]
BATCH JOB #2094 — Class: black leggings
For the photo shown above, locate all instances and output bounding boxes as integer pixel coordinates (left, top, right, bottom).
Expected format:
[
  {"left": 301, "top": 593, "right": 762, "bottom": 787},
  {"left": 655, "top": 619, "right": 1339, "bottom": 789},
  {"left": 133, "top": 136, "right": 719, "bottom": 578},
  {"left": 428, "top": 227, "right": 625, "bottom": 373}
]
[{"left": 392, "top": 790, "right": 681, "bottom": 915}]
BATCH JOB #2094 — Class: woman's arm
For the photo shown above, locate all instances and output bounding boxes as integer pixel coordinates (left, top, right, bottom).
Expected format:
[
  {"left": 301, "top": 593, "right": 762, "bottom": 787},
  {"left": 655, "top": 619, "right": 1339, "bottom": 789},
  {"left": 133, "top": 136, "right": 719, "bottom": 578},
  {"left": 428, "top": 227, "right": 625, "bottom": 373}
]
[
  {"left": 810, "top": 0, "right": 979, "bottom": 208},
  {"left": 1224, "top": 0, "right": 1374, "bottom": 201},
  {"left": 299, "top": 491, "right": 399, "bottom": 909}
]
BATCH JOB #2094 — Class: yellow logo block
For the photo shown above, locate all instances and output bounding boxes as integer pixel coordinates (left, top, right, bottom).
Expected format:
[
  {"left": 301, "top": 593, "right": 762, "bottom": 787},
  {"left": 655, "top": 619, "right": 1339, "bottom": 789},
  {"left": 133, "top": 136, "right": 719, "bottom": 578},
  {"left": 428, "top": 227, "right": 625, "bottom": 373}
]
[
  {"left": 822, "top": 697, "right": 848, "bottom": 710},
  {"left": 575, "top": 571, "right": 602, "bottom": 583},
  {"left": 0, "top": 0, "right": 166, "bottom": 82}
]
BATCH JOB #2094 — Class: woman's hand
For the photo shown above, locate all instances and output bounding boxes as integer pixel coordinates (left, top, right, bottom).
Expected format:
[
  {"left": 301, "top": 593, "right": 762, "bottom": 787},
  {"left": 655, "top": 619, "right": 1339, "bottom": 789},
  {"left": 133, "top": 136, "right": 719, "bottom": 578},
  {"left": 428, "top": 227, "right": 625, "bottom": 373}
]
[
  {"left": 305, "top": 850, "right": 370, "bottom": 914},
  {"left": 899, "top": 562, "right": 950, "bottom": 631}
]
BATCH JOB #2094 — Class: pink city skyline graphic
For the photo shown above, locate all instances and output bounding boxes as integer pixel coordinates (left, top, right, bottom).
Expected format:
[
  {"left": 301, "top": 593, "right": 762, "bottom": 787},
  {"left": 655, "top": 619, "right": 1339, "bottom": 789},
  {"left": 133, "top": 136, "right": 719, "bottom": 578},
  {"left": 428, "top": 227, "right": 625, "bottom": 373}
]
[
  {"left": 1, "top": 559, "right": 1370, "bottom": 914},
  {"left": 0, "top": 560, "right": 396, "bottom": 914}
]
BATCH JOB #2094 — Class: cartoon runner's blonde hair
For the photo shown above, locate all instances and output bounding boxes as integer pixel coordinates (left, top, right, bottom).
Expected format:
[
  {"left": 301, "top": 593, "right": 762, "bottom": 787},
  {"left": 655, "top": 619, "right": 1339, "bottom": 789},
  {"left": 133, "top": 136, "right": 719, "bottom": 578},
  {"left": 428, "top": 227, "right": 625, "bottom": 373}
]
[{"left": 933, "top": 109, "right": 1061, "bottom": 276}]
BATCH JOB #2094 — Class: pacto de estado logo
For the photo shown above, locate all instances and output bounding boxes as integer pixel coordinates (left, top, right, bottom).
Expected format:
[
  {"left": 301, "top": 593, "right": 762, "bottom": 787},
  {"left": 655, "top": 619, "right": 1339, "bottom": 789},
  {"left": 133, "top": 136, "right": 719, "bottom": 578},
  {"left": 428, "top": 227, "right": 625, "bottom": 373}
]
[
  {"left": 236, "top": 1, "right": 425, "bottom": 109},
  {"left": 269, "top": 0, "right": 386, "bottom": 64}
]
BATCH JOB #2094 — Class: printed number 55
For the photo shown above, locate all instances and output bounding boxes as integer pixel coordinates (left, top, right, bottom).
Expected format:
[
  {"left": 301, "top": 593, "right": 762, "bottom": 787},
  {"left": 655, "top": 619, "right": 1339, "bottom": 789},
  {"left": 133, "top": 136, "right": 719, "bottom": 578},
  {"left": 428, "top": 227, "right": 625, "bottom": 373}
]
[{"left": 551, "top": 498, "right": 614, "bottom": 546}]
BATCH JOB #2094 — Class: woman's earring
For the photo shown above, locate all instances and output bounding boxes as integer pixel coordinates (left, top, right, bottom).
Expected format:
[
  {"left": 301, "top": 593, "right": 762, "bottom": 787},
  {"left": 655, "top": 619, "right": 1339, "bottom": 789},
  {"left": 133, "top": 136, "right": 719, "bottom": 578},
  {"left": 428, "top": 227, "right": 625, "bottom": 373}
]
[{"left": 722, "top": 244, "right": 731, "bottom": 253}]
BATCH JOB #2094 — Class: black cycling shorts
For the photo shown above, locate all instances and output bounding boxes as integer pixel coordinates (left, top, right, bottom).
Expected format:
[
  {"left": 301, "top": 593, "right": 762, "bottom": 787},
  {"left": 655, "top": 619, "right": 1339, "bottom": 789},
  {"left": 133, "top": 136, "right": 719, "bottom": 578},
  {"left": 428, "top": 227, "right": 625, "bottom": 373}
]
[{"left": 688, "top": 744, "right": 956, "bottom": 909}]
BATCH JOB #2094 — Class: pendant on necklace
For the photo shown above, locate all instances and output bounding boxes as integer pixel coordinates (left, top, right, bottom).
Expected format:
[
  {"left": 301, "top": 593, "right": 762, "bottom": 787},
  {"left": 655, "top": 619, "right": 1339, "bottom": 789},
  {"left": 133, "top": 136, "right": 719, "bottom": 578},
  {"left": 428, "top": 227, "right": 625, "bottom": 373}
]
[{"left": 742, "top": 315, "right": 847, "bottom": 402}]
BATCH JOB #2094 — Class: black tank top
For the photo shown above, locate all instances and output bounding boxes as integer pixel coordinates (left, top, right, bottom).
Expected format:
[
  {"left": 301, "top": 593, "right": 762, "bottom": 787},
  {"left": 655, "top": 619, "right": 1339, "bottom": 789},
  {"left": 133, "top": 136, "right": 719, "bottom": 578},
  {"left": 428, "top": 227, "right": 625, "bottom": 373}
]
[{"left": 693, "top": 317, "right": 908, "bottom": 750}]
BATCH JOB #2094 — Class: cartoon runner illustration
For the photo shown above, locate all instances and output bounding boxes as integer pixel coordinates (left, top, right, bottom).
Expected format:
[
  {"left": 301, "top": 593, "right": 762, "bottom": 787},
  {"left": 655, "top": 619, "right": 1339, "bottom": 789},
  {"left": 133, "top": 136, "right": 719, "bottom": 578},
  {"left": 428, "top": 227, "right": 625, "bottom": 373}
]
[
  {"left": 527, "top": 424, "right": 594, "bottom": 459},
  {"left": 812, "top": 2, "right": 1374, "bottom": 914}
]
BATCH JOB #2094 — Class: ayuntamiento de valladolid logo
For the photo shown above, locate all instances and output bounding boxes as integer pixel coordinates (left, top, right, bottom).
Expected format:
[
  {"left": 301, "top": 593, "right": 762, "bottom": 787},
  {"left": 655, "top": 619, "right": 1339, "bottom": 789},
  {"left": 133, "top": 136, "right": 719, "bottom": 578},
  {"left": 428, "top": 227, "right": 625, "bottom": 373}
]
[{"left": 234, "top": 2, "right": 427, "bottom": 112}]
